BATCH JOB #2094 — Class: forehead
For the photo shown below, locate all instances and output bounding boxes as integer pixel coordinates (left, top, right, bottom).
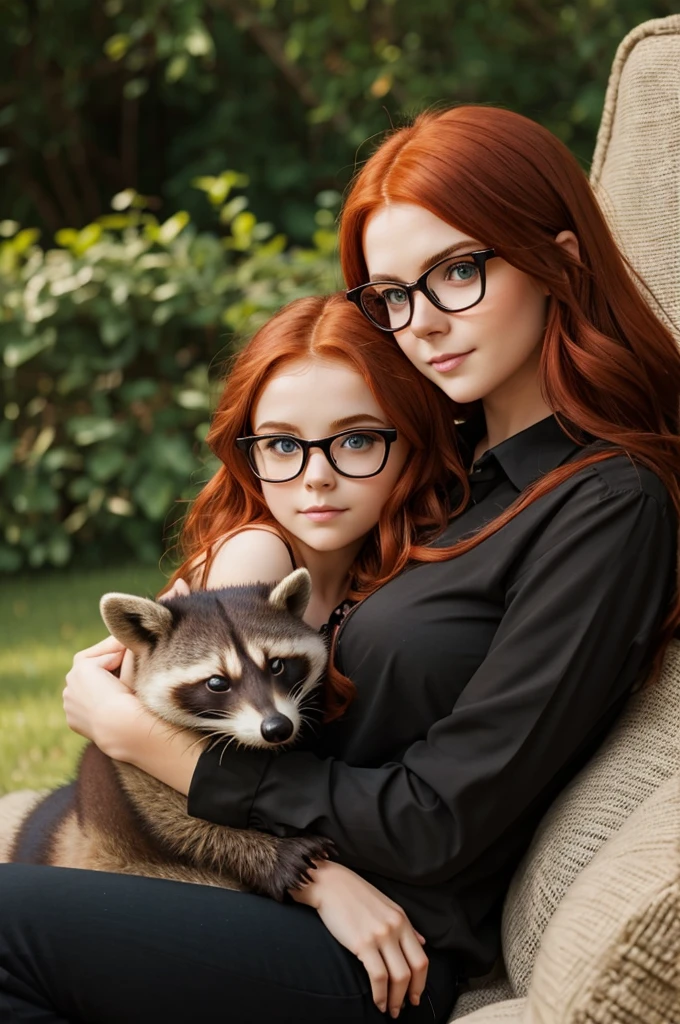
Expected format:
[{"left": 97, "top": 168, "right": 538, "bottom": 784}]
[
  {"left": 252, "top": 356, "right": 384, "bottom": 433},
  {"left": 363, "top": 202, "right": 474, "bottom": 280}
]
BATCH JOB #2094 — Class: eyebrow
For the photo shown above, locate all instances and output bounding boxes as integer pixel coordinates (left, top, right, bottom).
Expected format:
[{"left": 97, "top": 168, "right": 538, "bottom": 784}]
[
  {"left": 253, "top": 414, "right": 389, "bottom": 435},
  {"left": 369, "top": 240, "right": 483, "bottom": 282}
]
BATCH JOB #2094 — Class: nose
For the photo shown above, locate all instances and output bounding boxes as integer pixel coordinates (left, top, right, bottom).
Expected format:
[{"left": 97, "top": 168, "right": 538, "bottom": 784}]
[
  {"left": 260, "top": 714, "right": 295, "bottom": 744},
  {"left": 408, "top": 290, "right": 452, "bottom": 340},
  {"left": 302, "top": 450, "right": 336, "bottom": 490}
]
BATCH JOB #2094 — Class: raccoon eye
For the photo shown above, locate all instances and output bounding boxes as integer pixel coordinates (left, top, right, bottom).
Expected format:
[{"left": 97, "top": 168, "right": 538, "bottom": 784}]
[
  {"left": 205, "top": 675, "right": 231, "bottom": 693},
  {"left": 269, "top": 658, "right": 285, "bottom": 676}
]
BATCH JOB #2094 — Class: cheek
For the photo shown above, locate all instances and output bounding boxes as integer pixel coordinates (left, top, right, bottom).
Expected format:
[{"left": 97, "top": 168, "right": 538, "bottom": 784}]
[
  {"left": 349, "top": 463, "right": 405, "bottom": 525},
  {"left": 492, "top": 274, "right": 548, "bottom": 340},
  {"left": 260, "top": 482, "right": 296, "bottom": 521},
  {"left": 393, "top": 333, "right": 420, "bottom": 366}
]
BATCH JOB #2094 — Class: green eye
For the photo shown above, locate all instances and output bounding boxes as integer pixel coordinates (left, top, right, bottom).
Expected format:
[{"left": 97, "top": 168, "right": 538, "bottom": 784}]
[
  {"left": 447, "top": 262, "right": 478, "bottom": 282},
  {"left": 205, "top": 675, "right": 231, "bottom": 693},
  {"left": 383, "top": 287, "right": 408, "bottom": 306},
  {"left": 269, "top": 658, "right": 285, "bottom": 676}
]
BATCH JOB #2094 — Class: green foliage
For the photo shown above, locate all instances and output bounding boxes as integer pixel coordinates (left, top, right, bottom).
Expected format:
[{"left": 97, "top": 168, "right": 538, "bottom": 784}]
[
  {"left": 0, "top": 1, "right": 675, "bottom": 240},
  {"left": 0, "top": 179, "right": 339, "bottom": 572}
]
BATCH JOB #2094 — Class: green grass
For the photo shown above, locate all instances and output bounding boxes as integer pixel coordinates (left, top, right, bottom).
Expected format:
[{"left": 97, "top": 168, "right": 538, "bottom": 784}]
[{"left": 0, "top": 565, "right": 164, "bottom": 795}]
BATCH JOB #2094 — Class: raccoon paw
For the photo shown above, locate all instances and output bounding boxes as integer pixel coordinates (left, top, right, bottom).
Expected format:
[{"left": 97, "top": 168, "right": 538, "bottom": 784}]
[{"left": 264, "top": 834, "right": 335, "bottom": 901}]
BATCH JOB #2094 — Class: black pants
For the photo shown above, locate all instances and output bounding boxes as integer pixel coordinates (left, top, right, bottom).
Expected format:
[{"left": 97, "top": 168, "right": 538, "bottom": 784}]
[{"left": 0, "top": 865, "right": 459, "bottom": 1023}]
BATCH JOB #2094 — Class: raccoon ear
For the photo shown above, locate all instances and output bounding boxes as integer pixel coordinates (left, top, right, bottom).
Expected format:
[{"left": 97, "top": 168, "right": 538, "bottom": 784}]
[
  {"left": 99, "top": 593, "right": 175, "bottom": 653},
  {"left": 268, "top": 568, "right": 312, "bottom": 619}
]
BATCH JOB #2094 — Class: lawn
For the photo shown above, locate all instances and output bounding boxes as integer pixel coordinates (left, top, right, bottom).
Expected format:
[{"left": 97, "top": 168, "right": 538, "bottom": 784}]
[{"left": 0, "top": 565, "right": 164, "bottom": 795}]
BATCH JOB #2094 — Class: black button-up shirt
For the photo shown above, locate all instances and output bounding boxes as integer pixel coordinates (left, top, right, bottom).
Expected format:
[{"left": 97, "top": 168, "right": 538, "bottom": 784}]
[{"left": 189, "top": 416, "right": 676, "bottom": 976}]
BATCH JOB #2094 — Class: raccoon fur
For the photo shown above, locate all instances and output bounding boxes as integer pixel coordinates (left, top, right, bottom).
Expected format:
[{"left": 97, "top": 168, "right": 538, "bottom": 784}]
[{"left": 0, "top": 569, "right": 334, "bottom": 900}]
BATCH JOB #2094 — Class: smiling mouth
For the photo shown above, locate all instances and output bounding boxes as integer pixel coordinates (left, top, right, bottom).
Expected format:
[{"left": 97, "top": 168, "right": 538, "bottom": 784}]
[{"left": 428, "top": 351, "right": 473, "bottom": 372}]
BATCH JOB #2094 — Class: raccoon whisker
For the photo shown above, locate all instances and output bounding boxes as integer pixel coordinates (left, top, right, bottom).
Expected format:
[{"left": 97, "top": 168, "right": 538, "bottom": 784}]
[
  {"left": 184, "top": 734, "right": 215, "bottom": 757},
  {"left": 217, "top": 735, "right": 240, "bottom": 766}
]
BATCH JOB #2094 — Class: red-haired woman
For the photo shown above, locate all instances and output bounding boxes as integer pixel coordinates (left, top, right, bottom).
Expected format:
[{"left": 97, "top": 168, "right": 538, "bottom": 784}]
[{"left": 2, "top": 106, "right": 679, "bottom": 1024}]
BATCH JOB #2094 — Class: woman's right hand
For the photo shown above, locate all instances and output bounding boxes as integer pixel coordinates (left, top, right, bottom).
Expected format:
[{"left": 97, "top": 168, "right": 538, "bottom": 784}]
[{"left": 291, "top": 859, "right": 429, "bottom": 1017}]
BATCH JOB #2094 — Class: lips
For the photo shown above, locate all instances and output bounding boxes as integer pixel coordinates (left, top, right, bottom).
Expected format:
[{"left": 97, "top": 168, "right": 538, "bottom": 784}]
[
  {"left": 428, "top": 351, "right": 473, "bottom": 373},
  {"left": 300, "top": 506, "right": 347, "bottom": 522}
]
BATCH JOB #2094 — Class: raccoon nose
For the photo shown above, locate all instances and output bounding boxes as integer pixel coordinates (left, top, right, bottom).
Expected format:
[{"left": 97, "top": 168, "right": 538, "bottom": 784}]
[{"left": 260, "top": 714, "right": 295, "bottom": 744}]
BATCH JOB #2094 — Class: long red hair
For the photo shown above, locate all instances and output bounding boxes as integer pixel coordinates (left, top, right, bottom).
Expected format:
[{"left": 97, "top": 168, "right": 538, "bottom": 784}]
[
  {"left": 340, "top": 105, "right": 680, "bottom": 669},
  {"left": 167, "top": 293, "right": 463, "bottom": 716}
]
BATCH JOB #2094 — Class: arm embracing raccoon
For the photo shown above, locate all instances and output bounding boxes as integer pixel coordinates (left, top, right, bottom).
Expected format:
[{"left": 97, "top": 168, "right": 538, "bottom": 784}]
[{"left": 96, "top": 572, "right": 335, "bottom": 898}]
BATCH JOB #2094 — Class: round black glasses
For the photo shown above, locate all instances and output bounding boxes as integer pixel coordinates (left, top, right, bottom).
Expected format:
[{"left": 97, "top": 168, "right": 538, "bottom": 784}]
[
  {"left": 346, "top": 248, "right": 497, "bottom": 333},
  {"left": 236, "top": 428, "right": 398, "bottom": 483}
]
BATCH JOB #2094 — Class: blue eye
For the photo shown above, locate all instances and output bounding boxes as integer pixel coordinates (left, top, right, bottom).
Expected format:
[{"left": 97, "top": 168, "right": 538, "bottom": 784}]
[
  {"left": 340, "top": 433, "right": 375, "bottom": 451},
  {"left": 266, "top": 437, "right": 301, "bottom": 457}
]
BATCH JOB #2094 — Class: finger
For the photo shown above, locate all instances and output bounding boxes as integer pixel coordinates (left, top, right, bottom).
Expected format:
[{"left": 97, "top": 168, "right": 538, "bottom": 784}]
[
  {"left": 415, "top": 931, "right": 426, "bottom": 945},
  {"left": 380, "top": 941, "right": 413, "bottom": 1018},
  {"left": 357, "top": 947, "right": 389, "bottom": 1014},
  {"left": 73, "top": 635, "right": 125, "bottom": 661},
  {"left": 400, "top": 932, "right": 429, "bottom": 1006},
  {"left": 118, "top": 648, "right": 136, "bottom": 690}
]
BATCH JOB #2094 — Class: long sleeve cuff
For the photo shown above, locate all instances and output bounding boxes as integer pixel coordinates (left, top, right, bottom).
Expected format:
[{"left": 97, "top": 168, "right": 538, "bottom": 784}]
[{"left": 188, "top": 741, "right": 272, "bottom": 828}]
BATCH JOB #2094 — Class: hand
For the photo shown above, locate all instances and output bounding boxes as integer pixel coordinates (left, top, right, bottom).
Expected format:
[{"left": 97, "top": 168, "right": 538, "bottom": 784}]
[
  {"left": 291, "top": 860, "right": 428, "bottom": 1017},
  {"left": 63, "top": 636, "right": 146, "bottom": 753}
]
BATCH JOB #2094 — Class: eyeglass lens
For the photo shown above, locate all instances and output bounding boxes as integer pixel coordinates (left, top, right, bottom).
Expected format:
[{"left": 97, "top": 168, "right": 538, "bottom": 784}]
[
  {"left": 361, "top": 255, "right": 483, "bottom": 330},
  {"left": 250, "top": 430, "right": 389, "bottom": 481}
]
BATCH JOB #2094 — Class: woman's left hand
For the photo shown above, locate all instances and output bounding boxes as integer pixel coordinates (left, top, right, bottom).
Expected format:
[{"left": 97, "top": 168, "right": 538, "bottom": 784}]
[
  {"left": 291, "top": 859, "right": 429, "bottom": 1017},
  {"left": 63, "top": 636, "right": 144, "bottom": 752}
]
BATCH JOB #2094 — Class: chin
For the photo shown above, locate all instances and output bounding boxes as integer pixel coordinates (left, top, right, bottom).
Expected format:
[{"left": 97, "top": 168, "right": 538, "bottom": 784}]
[{"left": 431, "top": 378, "right": 485, "bottom": 405}]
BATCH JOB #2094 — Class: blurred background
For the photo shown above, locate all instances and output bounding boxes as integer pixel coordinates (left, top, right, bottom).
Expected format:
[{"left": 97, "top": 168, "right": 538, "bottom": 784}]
[{"left": 0, "top": 0, "right": 675, "bottom": 792}]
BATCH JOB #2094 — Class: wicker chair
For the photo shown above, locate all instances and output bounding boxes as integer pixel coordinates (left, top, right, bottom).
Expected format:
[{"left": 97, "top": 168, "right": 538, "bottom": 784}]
[{"left": 449, "top": 16, "right": 680, "bottom": 1023}]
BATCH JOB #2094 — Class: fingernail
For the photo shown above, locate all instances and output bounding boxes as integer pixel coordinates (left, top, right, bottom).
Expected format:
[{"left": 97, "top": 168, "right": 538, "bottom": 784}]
[
  {"left": 412, "top": 995, "right": 420, "bottom": 1006},
  {"left": 390, "top": 1010, "right": 399, "bottom": 1019},
  {"left": 378, "top": 1004, "right": 386, "bottom": 1014}
]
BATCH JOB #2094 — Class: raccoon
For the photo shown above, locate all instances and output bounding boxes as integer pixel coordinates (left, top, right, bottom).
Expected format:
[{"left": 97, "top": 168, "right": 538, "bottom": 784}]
[{"left": 0, "top": 569, "right": 334, "bottom": 900}]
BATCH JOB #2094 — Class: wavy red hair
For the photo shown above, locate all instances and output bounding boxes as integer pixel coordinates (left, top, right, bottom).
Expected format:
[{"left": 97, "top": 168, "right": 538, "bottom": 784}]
[
  {"left": 340, "top": 105, "right": 680, "bottom": 670},
  {"left": 167, "top": 293, "right": 463, "bottom": 717}
]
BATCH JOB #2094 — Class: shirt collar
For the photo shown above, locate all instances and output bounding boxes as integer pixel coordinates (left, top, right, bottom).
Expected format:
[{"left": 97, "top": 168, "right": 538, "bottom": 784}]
[{"left": 459, "top": 414, "right": 587, "bottom": 491}]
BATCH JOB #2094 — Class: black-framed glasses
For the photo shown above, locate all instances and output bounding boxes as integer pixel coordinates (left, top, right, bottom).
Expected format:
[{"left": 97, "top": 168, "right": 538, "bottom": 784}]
[
  {"left": 346, "top": 248, "right": 497, "bottom": 333},
  {"left": 236, "top": 428, "right": 398, "bottom": 483}
]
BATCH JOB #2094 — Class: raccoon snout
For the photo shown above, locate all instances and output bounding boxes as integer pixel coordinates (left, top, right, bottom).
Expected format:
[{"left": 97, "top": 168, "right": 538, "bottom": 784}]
[{"left": 260, "top": 714, "right": 295, "bottom": 744}]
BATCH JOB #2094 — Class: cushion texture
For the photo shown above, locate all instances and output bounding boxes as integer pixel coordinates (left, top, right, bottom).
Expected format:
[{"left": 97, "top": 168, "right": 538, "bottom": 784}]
[
  {"left": 502, "top": 639, "right": 680, "bottom": 995},
  {"left": 449, "top": 999, "right": 526, "bottom": 1023},
  {"left": 527, "top": 774, "right": 680, "bottom": 1023},
  {"left": 450, "top": 972, "right": 515, "bottom": 1020},
  {"left": 590, "top": 14, "right": 680, "bottom": 340},
  {"left": 453, "top": 776, "right": 680, "bottom": 1022}
]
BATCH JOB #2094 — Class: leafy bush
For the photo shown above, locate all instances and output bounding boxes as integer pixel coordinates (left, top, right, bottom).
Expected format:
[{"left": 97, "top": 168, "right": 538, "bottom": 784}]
[
  {"left": 1, "top": 0, "right": 674, "bottom": 241},
  {"left": 0, "top": 175, "right": 340, "bottom": 572}
]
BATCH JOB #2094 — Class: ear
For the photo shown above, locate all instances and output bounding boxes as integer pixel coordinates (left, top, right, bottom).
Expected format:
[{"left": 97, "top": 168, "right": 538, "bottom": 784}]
[
  {"left": 268, "top": 569, "right": 312, "bottom": 620},
  {"left": 99, "top": 593, "right": 175, "bottom": 653},
  {"left": 555, "top": 229, "right": 581, "bottom": 263}
]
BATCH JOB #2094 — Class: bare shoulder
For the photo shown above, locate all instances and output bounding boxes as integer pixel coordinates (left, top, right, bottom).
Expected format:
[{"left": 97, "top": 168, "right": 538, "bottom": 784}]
[{"left": 206, "top": 528, "right": 295, "bottom": 589}]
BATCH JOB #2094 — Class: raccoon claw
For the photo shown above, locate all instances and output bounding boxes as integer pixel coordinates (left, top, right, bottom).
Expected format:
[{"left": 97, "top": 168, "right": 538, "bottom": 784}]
[{"left": 263, "top": 833, "right": 335, "bottom": 901}]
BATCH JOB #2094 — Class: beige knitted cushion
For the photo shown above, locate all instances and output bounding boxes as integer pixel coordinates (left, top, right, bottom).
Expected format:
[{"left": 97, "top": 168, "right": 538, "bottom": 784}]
[
  {"left": 449, "top": 972, "right": 516, "bottom": 1020},
  {"left": 450, "top": 999, "right": 526, "bottom": 1023},
  {"left": 527, "top": 774, "right": 680, "bottom": 1024},
  {"left": 590, "top": 15, "right": 680, "bottom": 340},
  {"left": 502, "top": 639, "right": 680, "bottom": 996}
]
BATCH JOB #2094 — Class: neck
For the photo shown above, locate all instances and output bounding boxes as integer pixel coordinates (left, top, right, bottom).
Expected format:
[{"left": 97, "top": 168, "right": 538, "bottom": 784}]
[
  {"left": 479, "top": 357, "right": 552, "bottom": 456},
  {"left": 287, "top": 537, "right": 362, "bottom": 630}
]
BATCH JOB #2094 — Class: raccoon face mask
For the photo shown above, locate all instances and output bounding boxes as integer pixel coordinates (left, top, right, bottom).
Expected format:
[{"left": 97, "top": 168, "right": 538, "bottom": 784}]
[{"left": 99, "top": 569, "right": 328, "bottom": 749}]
